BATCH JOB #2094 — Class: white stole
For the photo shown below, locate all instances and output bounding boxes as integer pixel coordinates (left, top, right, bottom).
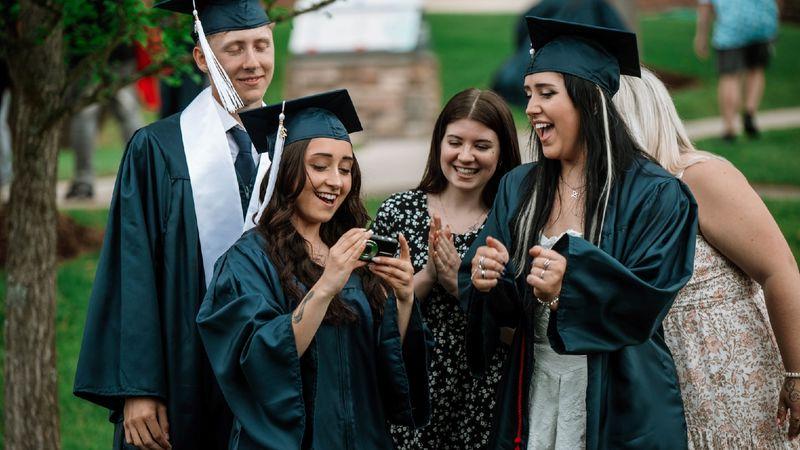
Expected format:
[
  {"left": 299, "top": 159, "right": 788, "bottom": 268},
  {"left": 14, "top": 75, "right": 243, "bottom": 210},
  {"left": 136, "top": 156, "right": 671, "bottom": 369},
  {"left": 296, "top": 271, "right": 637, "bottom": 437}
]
[{"left": 181, "top": 87, "right": 270, "bottom": 285}]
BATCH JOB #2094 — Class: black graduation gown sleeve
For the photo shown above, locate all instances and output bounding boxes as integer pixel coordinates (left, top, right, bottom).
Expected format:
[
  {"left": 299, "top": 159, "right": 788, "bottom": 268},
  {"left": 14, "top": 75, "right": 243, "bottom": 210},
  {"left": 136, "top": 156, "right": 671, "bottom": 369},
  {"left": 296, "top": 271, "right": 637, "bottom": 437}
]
[
  {"left": 376, "top": 295, "right": 433, "bottom": 428},
  {"left": 547, "top": 177, "right": 698, "bottom": 354},
  {"left": 458, "top": 166, "right": 529, "bottom": 378},
  {"left": 196, "top": 241, "right": 306, "bottom": 449},
  {"left": 73, "top": 129, "right": 168, "bottom": 410}
]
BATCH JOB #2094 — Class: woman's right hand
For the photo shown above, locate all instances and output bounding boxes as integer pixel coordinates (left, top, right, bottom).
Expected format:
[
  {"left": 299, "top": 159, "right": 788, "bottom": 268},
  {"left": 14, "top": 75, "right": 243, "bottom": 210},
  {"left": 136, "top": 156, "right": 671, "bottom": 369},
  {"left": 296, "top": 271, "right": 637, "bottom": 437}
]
[
  {"left": 422, "top": 214, "right": 442, "bottom": 281},
  {"left": 318, "top": 228, "right": 370, "bottom": 297},
  {"left": 471, "top": 236, "right": 509, "bottom": 292}
]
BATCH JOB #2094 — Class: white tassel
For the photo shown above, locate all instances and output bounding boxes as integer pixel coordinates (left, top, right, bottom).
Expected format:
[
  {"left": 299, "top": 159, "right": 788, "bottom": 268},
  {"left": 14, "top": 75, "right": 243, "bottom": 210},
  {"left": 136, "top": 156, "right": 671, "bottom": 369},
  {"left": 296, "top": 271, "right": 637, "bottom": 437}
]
[
  {"left": 254, "top": 101, "right": 287, "bottom": 224},
  {"left": 597, "top": 85, "right": 613, "bottom": 247},
  {"left": 193, "top": 4, "right": 244, "bottom": 113}
]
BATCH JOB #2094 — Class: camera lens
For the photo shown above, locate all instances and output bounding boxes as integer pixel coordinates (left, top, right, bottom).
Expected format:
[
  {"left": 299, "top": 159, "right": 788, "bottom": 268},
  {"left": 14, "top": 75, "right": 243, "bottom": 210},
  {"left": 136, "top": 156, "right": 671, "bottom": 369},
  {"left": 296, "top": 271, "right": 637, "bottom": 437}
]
[{"left": 360, "top": 239, "right": 379, "bottom": 260}]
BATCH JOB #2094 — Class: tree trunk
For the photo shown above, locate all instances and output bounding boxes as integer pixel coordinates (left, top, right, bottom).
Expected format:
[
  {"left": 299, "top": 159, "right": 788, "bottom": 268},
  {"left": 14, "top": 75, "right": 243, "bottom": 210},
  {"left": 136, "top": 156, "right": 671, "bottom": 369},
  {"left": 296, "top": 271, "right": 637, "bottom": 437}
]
[{"left": 4, "top": 1, "right": 65, "bottom": 448}]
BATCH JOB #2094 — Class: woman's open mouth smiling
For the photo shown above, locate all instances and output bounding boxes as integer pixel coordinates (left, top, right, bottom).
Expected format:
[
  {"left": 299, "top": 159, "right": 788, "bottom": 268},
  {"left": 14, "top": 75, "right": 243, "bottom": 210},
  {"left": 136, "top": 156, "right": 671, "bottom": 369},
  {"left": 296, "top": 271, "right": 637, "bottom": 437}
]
[
  {"left": 315, "top": 192, "right": 338, "bottom": 205},
  {"left": 535, "top": 122, "right": 554, "bottom": 144}
]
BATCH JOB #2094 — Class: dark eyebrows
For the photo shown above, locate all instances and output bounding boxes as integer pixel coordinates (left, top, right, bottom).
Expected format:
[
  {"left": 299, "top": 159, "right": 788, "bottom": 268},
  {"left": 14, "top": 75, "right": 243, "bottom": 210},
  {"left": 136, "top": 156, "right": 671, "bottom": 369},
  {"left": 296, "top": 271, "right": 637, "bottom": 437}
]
[
  {"left": 534, "top": 82, "right": 557, "bottom": 89},
  {"left": 309, "top": 152, "right": 355, "bottom": 161}
]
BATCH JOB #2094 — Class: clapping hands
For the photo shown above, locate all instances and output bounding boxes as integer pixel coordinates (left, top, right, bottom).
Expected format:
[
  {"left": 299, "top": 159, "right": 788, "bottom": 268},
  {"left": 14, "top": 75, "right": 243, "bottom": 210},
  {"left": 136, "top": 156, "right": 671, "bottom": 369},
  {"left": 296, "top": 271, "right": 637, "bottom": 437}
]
[{"left": 422, "top": 214, "right": 461, "bottom": 297}]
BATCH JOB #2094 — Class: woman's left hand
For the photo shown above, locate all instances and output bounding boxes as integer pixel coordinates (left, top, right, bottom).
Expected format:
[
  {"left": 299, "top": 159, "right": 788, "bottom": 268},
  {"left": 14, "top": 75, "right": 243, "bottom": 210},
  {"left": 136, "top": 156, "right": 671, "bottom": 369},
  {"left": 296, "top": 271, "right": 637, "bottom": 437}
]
[
  {"left": 526, "top": 246, "right": 566, "bottom": 311},
  {"left": 432, "top": 225, "right": 461, "bottom": 297},
  {"left": 369, "top": 233, "right": 415, "bottom": 304},
  {"left": 777, "top": 377, "right": 800, "bottom": 440}
]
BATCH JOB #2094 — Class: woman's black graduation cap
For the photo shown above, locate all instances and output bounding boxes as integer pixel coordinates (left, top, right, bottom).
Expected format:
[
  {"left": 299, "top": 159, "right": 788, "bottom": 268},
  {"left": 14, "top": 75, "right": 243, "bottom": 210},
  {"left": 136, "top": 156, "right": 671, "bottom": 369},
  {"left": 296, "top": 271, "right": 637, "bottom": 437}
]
[
  {"left": 525, "top": 16, "right": 640, "bottom": 95},
  {"left": 240, "top": 89, "right": 363, "bottom": 158},
  {"left": 239, "top": 89, "right": 363, "bottom": 222}
]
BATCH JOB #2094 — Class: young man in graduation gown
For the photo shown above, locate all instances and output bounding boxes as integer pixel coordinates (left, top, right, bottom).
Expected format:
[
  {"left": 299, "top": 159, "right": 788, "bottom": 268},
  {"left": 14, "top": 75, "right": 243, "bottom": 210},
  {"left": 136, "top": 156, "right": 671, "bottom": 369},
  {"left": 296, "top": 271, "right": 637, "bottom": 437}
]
[{"left": 73, "top": 1, "right": 275, "bottom": 448}]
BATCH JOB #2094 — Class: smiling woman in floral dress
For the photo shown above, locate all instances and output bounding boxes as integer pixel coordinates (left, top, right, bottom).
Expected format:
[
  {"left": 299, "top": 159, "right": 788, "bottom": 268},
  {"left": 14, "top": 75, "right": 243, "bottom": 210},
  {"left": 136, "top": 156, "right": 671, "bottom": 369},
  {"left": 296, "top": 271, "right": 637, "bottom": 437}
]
[{"left": 373, "top": 88, "right": 521, "bottom": 449}]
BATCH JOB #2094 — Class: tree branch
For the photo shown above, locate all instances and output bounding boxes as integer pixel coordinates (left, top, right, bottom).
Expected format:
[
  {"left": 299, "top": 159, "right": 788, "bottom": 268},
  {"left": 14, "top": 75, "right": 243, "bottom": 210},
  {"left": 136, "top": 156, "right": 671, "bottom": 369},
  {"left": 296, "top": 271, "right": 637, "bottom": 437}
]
[
  {"left": 273, "top": 0, "right": 339, "bottom": 21},
  {"left": 43, "top": 53, "right": 193, "bottom": 131}
]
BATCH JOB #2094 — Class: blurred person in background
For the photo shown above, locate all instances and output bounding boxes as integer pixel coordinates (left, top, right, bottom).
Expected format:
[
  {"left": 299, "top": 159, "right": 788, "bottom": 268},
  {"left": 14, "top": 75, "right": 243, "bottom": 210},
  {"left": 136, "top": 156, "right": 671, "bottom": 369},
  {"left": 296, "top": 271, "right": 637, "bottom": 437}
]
[
  {"left": 694, "top": 0, "right": 778, "bottom": 141},
  {"left": 65, "top": 44, "right": 144, "bottom": 200},
  {"left": 616, "top": 67, "right": 800, "bottom": 446},
  {"left": 373, "top": 88, "right": 521, "bottom": 449}
]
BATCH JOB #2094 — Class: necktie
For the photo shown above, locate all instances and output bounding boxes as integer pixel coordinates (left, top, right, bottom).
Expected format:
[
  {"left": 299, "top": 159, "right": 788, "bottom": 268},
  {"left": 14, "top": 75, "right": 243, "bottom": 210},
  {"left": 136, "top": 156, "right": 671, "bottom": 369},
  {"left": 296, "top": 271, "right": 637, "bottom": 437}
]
[{"left": 228, "top": 126, "right": 256, "bottom": 218}]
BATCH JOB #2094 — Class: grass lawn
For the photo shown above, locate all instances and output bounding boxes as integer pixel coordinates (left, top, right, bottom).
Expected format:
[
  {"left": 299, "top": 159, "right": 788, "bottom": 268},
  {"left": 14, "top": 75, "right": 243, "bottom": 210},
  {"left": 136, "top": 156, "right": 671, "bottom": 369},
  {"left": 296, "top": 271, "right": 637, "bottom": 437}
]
[
  {"left": 640, "top": 10, "right": 800, "bottom": 120},
  {"left": 693, "top": 128, "right": 800, "bottom": 186},
  {"left": 766, "top": 199, "right": 800, "bottom": 260}
]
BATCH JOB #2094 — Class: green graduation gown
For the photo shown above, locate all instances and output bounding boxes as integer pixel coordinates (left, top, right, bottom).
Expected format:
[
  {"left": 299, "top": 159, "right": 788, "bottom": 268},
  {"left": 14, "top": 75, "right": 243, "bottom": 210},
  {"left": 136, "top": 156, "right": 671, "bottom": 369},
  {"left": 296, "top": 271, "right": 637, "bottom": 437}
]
[
  {"left": 459, "top": 159, "right": 697, "bottom": 449},
  {"left": 197, "top": 230, "right": 433, "bottom": 450},
  {"left": 73, "top": 113, "right": 232, "bottom": 449}
]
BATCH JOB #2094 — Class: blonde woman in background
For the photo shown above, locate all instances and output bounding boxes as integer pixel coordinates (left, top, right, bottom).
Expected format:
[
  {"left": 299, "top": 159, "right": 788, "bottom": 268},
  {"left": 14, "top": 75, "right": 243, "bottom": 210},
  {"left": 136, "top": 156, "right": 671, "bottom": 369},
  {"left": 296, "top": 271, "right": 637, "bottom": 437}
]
[{"left": 615, "top": 67, "right": 800, "bottom": 447}]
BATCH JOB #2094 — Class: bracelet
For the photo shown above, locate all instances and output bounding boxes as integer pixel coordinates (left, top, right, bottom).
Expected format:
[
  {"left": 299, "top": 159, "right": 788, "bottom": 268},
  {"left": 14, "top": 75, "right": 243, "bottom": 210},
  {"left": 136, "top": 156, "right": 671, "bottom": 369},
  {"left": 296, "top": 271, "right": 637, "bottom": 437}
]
[
  {"left": 536, "top": 295, "right": 559, "bottom": 307},
  {"left": 785, "top": 371, "right": 800, "bottom": 378}
]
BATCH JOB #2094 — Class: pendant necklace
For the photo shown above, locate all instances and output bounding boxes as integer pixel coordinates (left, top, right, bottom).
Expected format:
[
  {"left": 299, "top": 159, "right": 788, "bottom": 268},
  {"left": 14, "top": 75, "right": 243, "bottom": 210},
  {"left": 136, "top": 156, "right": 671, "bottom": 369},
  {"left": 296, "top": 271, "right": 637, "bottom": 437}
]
[
  {"left": 437, "top": 194, "right": 488, "bottom": 234},
  {"left": 560, "top": 176, "right": 585, "bottom": 199}
]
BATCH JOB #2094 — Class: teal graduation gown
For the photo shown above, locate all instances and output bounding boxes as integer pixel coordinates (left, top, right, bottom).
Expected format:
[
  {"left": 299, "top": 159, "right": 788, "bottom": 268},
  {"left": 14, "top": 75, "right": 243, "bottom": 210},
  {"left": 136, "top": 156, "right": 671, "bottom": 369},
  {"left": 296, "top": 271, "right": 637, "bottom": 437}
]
[
  {"left": 197, "top": 230, "right": 432, "bottom": 450},
  {"left": 459, "top": 159, "right": 697, "bottom": 449},
  {"left": 73, "top": 114, "right": 232, "bottom": 449}
]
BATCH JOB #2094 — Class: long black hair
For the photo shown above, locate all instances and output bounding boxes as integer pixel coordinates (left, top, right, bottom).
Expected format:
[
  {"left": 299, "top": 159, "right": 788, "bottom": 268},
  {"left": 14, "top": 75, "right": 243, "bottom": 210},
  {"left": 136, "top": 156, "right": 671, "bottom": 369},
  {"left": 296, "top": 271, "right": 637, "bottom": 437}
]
[{"left": 511, "top": 73, "right": 650, "bottom": 275}]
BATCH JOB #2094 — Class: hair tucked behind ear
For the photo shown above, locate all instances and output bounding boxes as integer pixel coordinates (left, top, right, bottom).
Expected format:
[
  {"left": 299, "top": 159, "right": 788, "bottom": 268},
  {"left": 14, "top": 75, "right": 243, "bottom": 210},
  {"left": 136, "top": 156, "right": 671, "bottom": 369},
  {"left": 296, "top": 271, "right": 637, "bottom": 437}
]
[
  {"left": 255, "top": 139, "right": 387, "bottom": 324},
  {"left": 511, "top": 74, "right": 650, "bottom": 276}
]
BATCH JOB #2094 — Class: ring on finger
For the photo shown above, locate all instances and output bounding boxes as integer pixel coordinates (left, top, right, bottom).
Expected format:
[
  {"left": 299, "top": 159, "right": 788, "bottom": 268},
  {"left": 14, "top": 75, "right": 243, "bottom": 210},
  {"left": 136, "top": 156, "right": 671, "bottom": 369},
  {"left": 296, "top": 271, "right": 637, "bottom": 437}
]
[
  {"left": 481, "top": 269, "right": 486, "bottom": 279},
  {"left": 543, "top": 258, "right": 551, "bottom": 270},
  {"left": 478, "top": 256, "right": 485, "bottom": 271},
  {"left": 540, "top": 269, "right": 546, "bottom": 279}
]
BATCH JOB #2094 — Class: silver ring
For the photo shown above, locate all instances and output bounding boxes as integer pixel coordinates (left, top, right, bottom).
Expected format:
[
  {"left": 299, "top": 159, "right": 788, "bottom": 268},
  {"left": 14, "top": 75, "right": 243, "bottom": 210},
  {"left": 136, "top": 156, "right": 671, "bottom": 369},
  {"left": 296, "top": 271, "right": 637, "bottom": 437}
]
[
  {"left": 540, "top": 269, "right": 546, "bottom": 279},
  {"left": 543, "top": 258, "right": 551, "bottom": 270},
  {"left": 479, "top": 256, "right": 485, "bottom": 271},
  {"left": 481, "top": 269, "right": 486, "bottom": 279}
]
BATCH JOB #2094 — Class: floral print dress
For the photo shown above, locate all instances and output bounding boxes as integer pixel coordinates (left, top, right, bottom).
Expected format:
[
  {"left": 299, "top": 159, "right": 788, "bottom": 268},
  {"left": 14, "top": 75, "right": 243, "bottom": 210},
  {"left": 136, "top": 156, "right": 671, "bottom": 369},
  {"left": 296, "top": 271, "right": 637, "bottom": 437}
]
[
  {"left": 372, "top": 190, "right": 510, "bottom": 450},
  {"left": 663, "top": 234, "right": 797, "bottom": 449}
]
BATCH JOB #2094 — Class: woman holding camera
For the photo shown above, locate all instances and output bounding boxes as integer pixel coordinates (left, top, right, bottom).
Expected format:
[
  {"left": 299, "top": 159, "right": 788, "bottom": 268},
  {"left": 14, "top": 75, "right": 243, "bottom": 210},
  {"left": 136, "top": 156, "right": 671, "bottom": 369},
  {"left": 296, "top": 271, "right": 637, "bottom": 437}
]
[
  {"left": 372, "top": 88, "right": 521, "bottom": 449},
  {"left": 460, "top": 18, "right": 698, "bottom": 449},
  {"left": 197, "top": 90, "right": 431, "bottom": 449}
]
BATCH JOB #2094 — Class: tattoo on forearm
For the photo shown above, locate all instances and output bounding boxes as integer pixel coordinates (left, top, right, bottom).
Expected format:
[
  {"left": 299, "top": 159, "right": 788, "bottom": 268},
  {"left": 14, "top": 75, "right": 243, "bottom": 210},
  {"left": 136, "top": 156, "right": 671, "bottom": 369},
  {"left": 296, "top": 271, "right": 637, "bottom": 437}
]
[
  {"left": 292, "top": 290, "right": 314, "bottom": 324},
  {"left": 786, "top": 379, "right": 800, "bottom": 403}
]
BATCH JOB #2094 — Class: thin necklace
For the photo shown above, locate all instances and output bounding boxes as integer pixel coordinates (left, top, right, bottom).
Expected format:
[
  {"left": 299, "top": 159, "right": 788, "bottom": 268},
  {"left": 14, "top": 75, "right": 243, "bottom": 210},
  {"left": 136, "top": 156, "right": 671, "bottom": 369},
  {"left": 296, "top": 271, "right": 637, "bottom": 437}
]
[
  {"left": 436, "top": 194, "right": 488, "bottom": 234},
  {"left": 560, "top": 175, "right": 585, "bottom": 199}
]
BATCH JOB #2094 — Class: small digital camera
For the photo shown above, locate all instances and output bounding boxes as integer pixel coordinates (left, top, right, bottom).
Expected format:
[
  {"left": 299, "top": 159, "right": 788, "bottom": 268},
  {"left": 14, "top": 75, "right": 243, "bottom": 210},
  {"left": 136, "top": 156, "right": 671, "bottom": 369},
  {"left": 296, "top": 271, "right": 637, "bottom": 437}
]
[{"left": 359, "top": 234, "right": 399, "bottom": 261}]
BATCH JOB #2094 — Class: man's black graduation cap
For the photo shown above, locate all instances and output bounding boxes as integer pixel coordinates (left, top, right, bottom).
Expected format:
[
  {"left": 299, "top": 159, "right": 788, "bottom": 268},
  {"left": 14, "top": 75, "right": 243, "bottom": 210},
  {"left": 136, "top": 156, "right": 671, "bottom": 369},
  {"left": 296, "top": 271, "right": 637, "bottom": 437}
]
[
  {"left": 525, "top": 16, "right": 640, "bottom": 95},
  {"left": 240, "top": 89, "right": 363, "bottom": 158},
  {"left": 154, "top": 0, "right": 270, "bottom": 35}
]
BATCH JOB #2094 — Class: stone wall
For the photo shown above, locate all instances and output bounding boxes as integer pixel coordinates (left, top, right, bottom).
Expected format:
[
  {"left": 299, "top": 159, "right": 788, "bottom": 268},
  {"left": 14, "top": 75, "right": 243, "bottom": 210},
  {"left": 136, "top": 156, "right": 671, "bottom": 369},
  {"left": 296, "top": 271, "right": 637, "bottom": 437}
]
[{"left": 284, "top": 51, "right": 441, "bottom": 140}]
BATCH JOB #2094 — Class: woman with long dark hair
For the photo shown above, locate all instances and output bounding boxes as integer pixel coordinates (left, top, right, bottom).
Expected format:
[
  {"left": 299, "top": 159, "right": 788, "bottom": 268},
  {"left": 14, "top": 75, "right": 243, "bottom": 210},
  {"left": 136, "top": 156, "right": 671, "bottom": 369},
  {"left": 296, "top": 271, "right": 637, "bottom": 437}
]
[
  {"left": 197, "top": 90, "right": 431, "bottom": 449},
  {"left": 373, "top": 88, "right": 521, "bottom": 449},
  {"left": 459, "top": 18, "right": 698, "bottom": 449}
]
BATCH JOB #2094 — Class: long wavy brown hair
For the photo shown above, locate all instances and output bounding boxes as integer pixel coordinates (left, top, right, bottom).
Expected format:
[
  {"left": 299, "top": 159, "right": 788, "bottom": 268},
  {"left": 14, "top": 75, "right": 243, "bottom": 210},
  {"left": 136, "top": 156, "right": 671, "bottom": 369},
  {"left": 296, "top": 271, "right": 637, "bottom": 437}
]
[{"left": 255, "top": 138, "right": 387, "bottom": 324}]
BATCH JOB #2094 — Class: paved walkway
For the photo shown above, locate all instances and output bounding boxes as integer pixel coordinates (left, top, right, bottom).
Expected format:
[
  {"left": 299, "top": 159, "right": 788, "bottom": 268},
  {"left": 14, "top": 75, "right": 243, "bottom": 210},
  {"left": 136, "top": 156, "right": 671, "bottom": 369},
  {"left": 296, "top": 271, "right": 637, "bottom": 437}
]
[
  {"left": 423, "top": 0, "right": 531, "bottom": 13},
  {"left": 54, "top": 107, "right": 800, "bottom": 210}
]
